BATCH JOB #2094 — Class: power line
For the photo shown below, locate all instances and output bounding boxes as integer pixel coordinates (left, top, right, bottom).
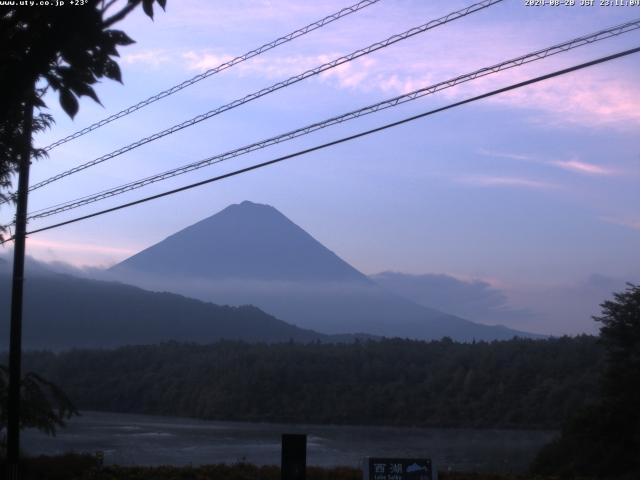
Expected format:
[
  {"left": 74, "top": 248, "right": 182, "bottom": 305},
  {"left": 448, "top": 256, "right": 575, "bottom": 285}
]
[
  {"left": 25, "top": 18, "right": 640, "bottom": 221},
  {"left": 27, "top": 0, "right": 504, "bottom": 193},
  {"left": 6, "top": 45, "right": 637, "bottom": 243},
  {"left": 42, "top": 0, "right": 382, "bottom": 152}
]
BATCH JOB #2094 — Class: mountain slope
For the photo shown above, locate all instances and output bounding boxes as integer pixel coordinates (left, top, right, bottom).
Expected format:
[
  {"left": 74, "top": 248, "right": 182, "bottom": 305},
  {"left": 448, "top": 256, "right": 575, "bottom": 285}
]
[
  {"left": 114, "top": 201, "right": 367, "bottom": 283},
  {"left": 110, "top": 201, "right": 538, "bottom": 341},
  {"left": 0, "top": 272, "right": 341, "bottom": 350}
]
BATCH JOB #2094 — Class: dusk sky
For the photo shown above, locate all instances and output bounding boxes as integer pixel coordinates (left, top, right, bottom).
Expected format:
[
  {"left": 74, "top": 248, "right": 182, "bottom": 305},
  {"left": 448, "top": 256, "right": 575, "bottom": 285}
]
[{"left": 2, "top": 0, "right": 639, "bottom": 335}]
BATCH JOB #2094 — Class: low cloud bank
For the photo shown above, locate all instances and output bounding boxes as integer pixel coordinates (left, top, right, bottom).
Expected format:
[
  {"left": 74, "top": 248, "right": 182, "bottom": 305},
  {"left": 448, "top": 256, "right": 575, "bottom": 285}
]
[
  {"left": 371, "top": 271, "right": 639, "bottom": 336},
  {"left": 2, "top": 253, "right": 636, "bottom": 337},
  {"left": 371, "top": 271, "right": 536, "bottom": 328}
]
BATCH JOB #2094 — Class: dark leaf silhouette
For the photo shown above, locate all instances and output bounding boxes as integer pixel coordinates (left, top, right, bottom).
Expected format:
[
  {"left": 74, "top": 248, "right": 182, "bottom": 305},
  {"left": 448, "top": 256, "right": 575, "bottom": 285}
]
[
  {"left": 72, "top": 83, "right": 102, "bottom": 105},
  {"left": 103, "top": 58, "right": 122, "bottom": 83},
  {"left": 532, "top": 284, "right": 640, "bottom": 478},
  {"left": 142, "top": 0, "right": 154, "bottom": 19},
  {"left": 0, "top": 0, "right": 168, "bottom": 237},
  {"left": 59, "top": 89, "right": 79, "bottom": 118},
  {"left": 0, "top": 365, "right": 78, "bottom": 439},
  {"left": 107, "top": 29, "right": 136, "bottom": 46}
]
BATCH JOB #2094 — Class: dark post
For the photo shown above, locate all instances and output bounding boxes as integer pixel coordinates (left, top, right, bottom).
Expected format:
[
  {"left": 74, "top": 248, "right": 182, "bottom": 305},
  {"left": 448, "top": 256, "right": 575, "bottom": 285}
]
[
  {"left": 281, "top": 434, "right": 306, "bottom": 480},
  {"left": 6, "top": 92, "right": 34, "bottom": 479}
]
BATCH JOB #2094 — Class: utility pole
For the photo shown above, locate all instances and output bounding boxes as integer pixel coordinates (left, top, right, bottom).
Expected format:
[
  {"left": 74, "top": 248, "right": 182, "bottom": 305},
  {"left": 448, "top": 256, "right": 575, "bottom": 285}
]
[{"left": 6, "top": 91, "right": 34, "bottom": 480}]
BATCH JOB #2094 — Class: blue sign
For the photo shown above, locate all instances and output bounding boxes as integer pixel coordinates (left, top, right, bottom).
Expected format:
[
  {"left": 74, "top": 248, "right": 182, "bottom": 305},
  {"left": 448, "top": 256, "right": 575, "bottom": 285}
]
[{"left": 364, "top": 458, "right": 436, "bottom": 480}]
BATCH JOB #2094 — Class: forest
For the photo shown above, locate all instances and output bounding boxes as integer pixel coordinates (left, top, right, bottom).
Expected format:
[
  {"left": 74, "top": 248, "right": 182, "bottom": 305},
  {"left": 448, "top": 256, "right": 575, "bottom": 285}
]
[{"left": 19, "top": 335, "right": 602, "bottom": 429}]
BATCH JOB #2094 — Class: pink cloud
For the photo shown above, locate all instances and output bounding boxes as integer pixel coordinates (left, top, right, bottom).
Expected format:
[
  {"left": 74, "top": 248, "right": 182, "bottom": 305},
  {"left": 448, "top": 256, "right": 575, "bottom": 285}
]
[
  {"left": 371, "top": 59, "right": 640, "bottom": 131},
  {"left": 456, "top": 175, "right": 557, "bottom": 189},
  {"left": 553, "top": 159, "right": 614, "bottom": 176},
  {"left": 476, "top": 148, "right": 533, "bottom": 162},
  {"left": 26, "top": 238, "right": 137, "bottom": 256},
  {"left": 183, "top": 49, "right": 381, "bottom": 89},
  {"left": 477, "top": 149, "right": 618, "bottom": 176},
  {"left": 123, "top": 49, "right": 172, "bottom": 68},
  {"left": 488, "top": 72, "right": 640, "bottom": 130},
  {"left": 319, "top": 57, "right": 377, "bottom": 89},
  {"left": 182, "top": 51, "right": 236, "bottom": 72},
  {"left": 21, "top": 238, "right": 139, "bottom": 268},
  {"left": 182, "top": 44, "right": 640, "bottom": 131},
  {"left": 143, "top": 1, "right": 640, "bottom": 132},
  {"left": 600, "top": 216, "right": 640, "bottom": 231}
]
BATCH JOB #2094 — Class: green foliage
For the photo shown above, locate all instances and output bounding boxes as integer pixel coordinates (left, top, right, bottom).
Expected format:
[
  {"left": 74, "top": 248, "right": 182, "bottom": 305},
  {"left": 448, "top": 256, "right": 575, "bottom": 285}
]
[
  {"left": 0, "top": 87, "right": 53, "bottom": 204},
  {"left": 21, "top": 336, "right": 602, "bottom": 429},
  {"left": 0, "top": 364, "right": 78, "bottom": 443},
  {"left": 531, "top": 284, "right": 640, "bottom": 479},
  {"left": 596, "top": 283, "right": 640, "bottom": 407},
  {"left": 0, "top": 0, "right": 167, "bottom": 228},
  {"left": 0, "top": 0, "right": 167, "bottom": 115}
]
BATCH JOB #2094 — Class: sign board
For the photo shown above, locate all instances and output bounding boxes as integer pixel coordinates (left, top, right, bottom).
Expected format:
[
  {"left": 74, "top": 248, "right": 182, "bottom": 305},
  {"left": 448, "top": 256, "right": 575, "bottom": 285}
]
[
  {"left": 364, "top": 458, "right": 436, "bottom": 480},
  {"left": 281, "top": 434, "right": 306, "bottom": 480}
]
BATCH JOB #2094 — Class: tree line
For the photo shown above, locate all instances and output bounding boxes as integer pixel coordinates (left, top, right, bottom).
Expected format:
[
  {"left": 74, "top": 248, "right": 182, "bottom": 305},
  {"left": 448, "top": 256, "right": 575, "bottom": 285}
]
[{"left": 18, "top": 335, "right": 602, "bottom": 430}]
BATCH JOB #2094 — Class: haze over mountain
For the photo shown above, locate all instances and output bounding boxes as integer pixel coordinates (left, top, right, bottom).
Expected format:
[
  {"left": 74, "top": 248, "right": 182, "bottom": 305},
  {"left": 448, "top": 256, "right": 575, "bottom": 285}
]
[
  {"left": 0, "top": 261, "right": 347, "bottom": 350},
  {"left": 111, "top": 201, "right": 538, "bottom": 341}
]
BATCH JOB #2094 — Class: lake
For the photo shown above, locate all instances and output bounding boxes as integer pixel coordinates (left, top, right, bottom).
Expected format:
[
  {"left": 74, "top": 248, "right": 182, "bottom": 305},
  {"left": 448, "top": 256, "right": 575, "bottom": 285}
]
[{"left": 22, "top": 411, "right": 556, "bottom": 473}]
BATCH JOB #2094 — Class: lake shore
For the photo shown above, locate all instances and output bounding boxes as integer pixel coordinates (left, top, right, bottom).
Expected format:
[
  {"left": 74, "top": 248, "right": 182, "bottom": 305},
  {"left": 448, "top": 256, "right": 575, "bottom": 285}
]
[{"left": 22, "top": 411, "right": 556, "bottom": 474}]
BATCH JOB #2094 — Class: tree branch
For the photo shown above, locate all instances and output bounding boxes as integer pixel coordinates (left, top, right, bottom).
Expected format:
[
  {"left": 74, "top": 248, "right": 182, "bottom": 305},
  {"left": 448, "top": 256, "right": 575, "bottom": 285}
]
[
  {"left": 103, "top": 0, "right": 141, "bottom": 28},
  {"left": 101, "top": 0, "right": 121, "bottom": 15}
]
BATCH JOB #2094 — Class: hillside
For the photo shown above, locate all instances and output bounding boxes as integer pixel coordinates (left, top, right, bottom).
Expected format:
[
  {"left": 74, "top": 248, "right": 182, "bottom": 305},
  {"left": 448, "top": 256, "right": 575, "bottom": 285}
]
[{"left": 0, "top": 272, "right": 341, "bottom": 350}]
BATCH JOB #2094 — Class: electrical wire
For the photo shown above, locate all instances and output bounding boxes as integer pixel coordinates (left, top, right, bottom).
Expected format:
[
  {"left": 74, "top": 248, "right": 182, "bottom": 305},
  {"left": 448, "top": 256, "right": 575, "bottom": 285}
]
[
  {"left": 4, "top": 45, "right": 636, "bottom": 244},
  {"left": 42, "top": 0, "right": 383, "bottom": 152},
  {"left": 27, "top": 0, "right": 504, "bottom": 193},
  {"left": 25, "top": 18, "right": 640, "bottom": 221}
]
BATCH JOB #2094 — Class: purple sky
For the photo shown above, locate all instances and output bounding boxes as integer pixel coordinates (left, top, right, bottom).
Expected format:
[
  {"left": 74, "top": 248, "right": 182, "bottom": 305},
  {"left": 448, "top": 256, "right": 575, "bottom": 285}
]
[{"left": 2, "top": 0, "right": 639, "bottom": 335}]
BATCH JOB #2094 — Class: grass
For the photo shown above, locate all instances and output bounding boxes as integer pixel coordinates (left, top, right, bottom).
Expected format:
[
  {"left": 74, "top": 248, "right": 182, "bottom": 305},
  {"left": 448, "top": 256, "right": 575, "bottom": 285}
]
[{"left": 2, "top": 454, "right": 573, "bottom": 480}]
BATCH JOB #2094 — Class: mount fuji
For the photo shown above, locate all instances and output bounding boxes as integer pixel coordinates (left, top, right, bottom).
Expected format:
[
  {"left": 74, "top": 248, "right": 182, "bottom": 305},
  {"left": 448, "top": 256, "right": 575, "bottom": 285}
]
[{"left": 110, "top": 201, "right": 537, "bottom": 341}]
